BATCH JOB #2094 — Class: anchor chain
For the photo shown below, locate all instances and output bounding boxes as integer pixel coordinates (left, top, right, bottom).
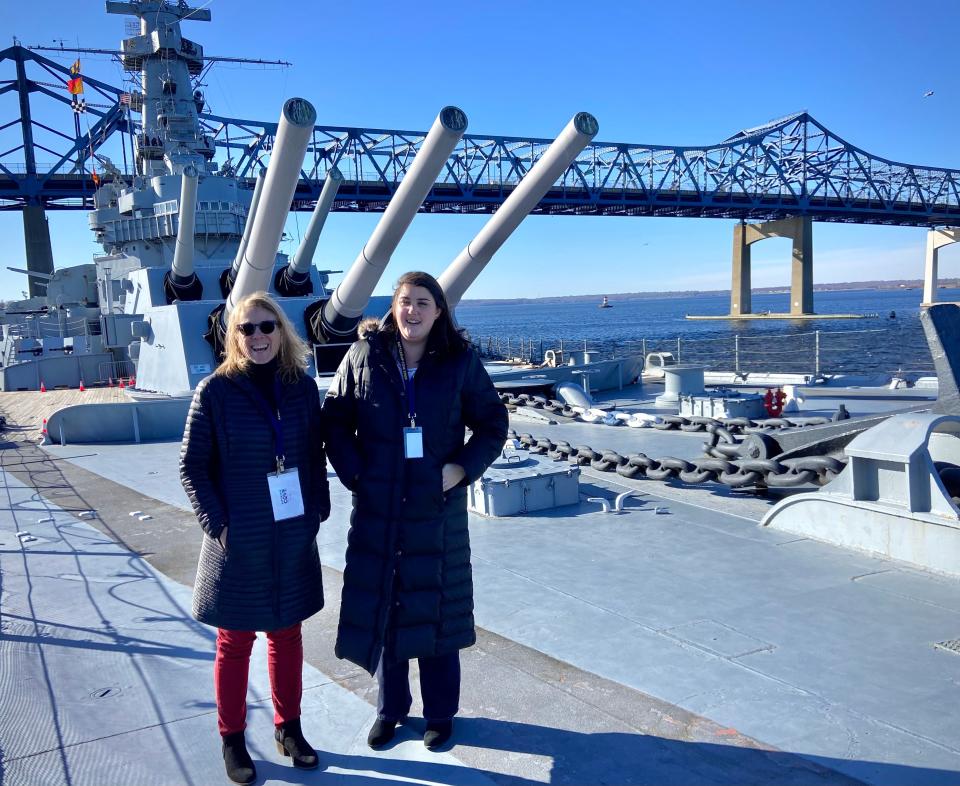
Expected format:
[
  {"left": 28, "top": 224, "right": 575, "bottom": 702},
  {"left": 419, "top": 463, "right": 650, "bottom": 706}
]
[{"left": 508, "top": 428, "right": 846, "bottom": 490}]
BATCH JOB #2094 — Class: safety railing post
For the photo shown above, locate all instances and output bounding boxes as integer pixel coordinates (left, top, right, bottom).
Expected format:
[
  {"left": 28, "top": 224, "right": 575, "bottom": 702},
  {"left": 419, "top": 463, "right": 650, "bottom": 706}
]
[
  {"left": 734, "top": 335, "right": 740, "bottom": 376},
  {"left": 815, "top": 330, "right": 821, "bottom": 378}
]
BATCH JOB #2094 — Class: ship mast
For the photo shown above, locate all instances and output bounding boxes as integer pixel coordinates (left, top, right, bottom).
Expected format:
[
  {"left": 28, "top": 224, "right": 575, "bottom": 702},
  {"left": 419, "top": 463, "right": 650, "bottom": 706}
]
[{"left": 104, "top": 1, "right": 214, "bottom": 177}]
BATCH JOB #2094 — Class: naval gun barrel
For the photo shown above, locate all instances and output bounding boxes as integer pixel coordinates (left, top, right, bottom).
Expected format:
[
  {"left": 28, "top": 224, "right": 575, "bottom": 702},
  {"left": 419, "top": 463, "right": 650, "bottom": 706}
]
[
  {"left": 226, "top": 97, "right": 317, "bottom": 316},
  {"left": 222, "top": 171, "right": 266, "bottom": 296},
  {"left": 165, "top": 165, "right": 203, "bottom": 302},
  {"left": 6, "top": 267, "right": 53, "bottom": 281},
  {"left": 438, "top": 112, "right": 598, "bottom": 308},
  {"left": 315, "top": 106, "right": 468, "bottom": 340},
  {"left": 171, "top": 166, "right": 199, "bottom": 280},
  {"left": 276, "top": 167, "right": 343, "bottom": 297}
]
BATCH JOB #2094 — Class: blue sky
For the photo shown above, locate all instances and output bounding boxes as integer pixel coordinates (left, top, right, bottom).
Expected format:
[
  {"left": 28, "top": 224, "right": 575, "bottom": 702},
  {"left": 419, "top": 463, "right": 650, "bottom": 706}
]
[{"left": 3, "top": 0, "right": 959, "bottom": 301}]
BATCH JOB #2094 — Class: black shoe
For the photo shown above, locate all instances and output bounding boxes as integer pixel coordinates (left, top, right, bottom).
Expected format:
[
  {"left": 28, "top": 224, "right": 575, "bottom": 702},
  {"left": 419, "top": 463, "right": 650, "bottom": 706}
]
[
  {"left": 423, "top": 719, "right": 453, "bottom": 750},
  {"left": 274, "top": 717, "right": 319, "bottom": 770},
  {"left": 222, "top": 732, "right": 256, "bottom": 785},
  {"left": 367, "top": 717, "right": 397, "bottom": 748}
]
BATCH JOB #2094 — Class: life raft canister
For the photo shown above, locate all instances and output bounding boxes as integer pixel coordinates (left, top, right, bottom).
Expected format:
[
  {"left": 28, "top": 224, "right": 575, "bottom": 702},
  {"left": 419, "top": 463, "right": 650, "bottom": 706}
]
[{"left": 763, "top": 387, "right": 786, "bottom": 417}]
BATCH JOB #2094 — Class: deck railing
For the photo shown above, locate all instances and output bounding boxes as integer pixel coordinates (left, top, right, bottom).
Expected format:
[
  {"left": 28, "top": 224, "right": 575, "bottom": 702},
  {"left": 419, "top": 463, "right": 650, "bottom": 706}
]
[{"left": 471, "top": 327, "right": 936, "bottom": 380}]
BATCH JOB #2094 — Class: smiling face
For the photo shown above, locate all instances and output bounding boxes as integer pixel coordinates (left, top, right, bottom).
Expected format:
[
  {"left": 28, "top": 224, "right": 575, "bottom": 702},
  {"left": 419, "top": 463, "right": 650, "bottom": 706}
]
[
  {"left": 236, "top": 304, "right": 281, "bottom": 365},
  {"left": 392, "top": 284, "right": 442, "bottom": 348}
]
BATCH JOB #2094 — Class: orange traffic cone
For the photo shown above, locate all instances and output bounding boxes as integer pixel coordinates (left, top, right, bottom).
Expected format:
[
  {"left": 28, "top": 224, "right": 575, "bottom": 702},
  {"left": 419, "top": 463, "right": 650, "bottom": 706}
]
[
  {"left": 79, "top": 380, "right": 85, "bottom": 392},
  {"left": 129, "top": 376, "right": 136, "bottom": 387},
  {"left": 40, "top": 418, "right": 47, "bottom": 438},
  {"left": 118, "top": 378, "right": 125, "bottom": 389},
  {"left": 107, "top": 377, "right": 113, "bottom": 387},
  {"left": 40, "top": 382, "right": 46, "bottom": 393}
]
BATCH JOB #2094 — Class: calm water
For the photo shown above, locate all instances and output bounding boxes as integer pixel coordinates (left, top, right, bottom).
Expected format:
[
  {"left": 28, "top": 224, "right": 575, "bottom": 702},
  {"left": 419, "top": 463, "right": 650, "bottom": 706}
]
[{"left": 448, "top": 288, "right": 960, "bottom": 378}]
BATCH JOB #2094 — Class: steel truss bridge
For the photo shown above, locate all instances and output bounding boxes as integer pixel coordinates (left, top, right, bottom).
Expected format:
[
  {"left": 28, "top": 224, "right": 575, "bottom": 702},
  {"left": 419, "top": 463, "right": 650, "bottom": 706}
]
[{"left": 3, "top": 45, "right": 960, "bottom": 227}]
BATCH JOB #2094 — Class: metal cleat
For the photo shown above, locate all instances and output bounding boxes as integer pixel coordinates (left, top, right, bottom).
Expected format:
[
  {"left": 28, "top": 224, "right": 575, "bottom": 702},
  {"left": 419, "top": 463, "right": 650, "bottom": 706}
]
[
  {"left": 587, "top": 491, "right": 636, "bottom": 514},
  {"left": 587, "top": 496, "right": 612, "bottom": 513}
]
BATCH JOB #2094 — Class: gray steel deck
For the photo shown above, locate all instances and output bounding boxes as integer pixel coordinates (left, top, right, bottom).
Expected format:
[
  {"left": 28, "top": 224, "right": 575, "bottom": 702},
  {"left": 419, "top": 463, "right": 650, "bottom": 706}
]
[{"left": 3, "top": 393, "right": 960, "bottom": 784}]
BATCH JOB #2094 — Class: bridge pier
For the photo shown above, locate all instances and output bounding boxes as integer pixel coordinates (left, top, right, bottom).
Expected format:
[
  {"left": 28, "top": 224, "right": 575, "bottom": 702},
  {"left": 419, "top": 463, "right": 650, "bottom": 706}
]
[
  {"left": 922, "top": 228, "right": 960, "bottom": 306},
  {"left": 730, "top": 216, "right": 813, "bottom": 316},
  {"left": 22, "top": 204, "right": 54, "bottom": 297}
]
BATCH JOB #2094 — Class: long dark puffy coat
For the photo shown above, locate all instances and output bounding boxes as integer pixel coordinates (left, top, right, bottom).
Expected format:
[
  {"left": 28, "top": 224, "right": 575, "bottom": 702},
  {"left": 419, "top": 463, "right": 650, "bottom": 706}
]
[
  {"left": 322, "top": 324, "right": 507, "bottom": 674},
  {"left": 180, "top": 370, "right": 329, "bottom": 631}
]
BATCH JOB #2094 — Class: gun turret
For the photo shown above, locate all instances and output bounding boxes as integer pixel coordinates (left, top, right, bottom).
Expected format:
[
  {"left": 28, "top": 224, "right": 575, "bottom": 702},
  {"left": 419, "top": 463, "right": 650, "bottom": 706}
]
[
  {"left": 438, "top": 112, "right": 598, "bottom": 308},
  {"left": 275, "top": 167, "right": 343, "bottom": 297},
  {"left": 164, "top": 165, "right": 203, "bottom": 302},
  {"left": 221, "top": 171, "right": 265, "bottom": 297},
  {"left": 225, "top": 97, "right": 316, "bottom": 315},
  {"left": 307, "top": 106, "right": 468, "bottom": 352}
]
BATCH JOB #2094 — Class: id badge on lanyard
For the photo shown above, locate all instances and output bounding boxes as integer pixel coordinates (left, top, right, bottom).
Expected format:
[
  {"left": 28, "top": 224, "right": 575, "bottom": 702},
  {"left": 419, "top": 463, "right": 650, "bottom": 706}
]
[
  {"left": 404, "top": 426, "right": 423, "bottom": 458},
  {"left": 397, "top": 338, "right": 423, "bottom": 460},
  {"left": 268, "top": 466, "right": 304, "bottom": 521},
  {"left": 252, "top": 378, "right": 305, "bottom": 521}
]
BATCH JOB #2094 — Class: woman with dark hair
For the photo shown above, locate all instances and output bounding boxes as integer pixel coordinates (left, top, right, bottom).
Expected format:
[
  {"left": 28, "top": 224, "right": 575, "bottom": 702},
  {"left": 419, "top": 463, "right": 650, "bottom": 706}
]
[
  {"left": 322, "top": 271, "right": 507, "bottom": 751},
  {"left": 181, "top": 292, "right": 329, "bottom": 784}
]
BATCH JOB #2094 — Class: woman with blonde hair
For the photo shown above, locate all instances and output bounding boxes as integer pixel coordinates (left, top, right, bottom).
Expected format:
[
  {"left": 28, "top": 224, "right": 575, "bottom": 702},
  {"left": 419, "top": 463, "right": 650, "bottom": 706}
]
[{"left": 181, "top": 291, "right": 329, "bottom": 784}]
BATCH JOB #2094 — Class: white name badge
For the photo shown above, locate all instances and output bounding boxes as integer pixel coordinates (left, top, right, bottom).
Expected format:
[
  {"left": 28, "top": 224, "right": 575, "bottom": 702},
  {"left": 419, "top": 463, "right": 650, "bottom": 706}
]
[
  {"left": 267, "top": 468, "right": 305, "bottom": 521},
  {"left": 404, "top": 426, "right": 424, "bottom": 459}
]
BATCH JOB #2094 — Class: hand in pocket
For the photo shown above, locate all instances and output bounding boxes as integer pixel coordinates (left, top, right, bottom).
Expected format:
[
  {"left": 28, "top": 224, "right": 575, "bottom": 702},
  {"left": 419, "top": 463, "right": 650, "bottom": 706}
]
[{"left": 441, "top": 463, "right": 465, "bottom": 492}]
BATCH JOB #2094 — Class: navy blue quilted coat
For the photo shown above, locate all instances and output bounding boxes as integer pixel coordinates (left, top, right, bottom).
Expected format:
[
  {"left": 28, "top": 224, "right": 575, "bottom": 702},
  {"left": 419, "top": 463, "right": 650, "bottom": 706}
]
[
  {"left": 322, "top": 325, "right": 507, "bottom": 674},
  {"left": 181, "top": 370, "right": 329, "bottom": 631}
]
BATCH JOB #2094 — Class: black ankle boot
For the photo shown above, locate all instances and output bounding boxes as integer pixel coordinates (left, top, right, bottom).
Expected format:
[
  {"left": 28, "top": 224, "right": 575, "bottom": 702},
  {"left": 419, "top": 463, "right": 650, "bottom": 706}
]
[
  {"left": 222, "top": 732, "right": 256, "bottom": 785},
  {"left": 423, "top": 719, "right": 453, "bottom": 750},
  {"left": 367, "top": 717, "right": 397, "bottom": 748},
  {"left": 274, "top": 717, "right": 319, "bottom": 769}
]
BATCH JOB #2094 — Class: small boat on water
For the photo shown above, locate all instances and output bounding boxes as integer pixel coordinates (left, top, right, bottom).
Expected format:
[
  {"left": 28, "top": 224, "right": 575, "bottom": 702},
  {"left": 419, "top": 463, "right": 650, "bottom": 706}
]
[{"left": 599, "top": 295, "right": 612, "bottom": 308}]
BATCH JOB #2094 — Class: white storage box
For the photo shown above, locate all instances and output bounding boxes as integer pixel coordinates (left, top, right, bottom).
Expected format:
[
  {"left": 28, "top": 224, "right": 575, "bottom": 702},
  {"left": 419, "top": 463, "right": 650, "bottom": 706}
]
[
  {"left": 468, "top": 453, "right": 581, "bottom": 517},
  {"left": 679, "top": 392, "right": 766, "bottom": 420}
]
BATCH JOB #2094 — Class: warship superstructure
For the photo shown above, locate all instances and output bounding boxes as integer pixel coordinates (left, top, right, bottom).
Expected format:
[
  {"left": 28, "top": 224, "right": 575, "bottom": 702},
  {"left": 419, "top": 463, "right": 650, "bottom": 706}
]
[
  {"left": 2, "top": 0, "right": 616, "bottom": 399},
  {"left": 0, "top": 0, "right": 336, "bottom": 392}
]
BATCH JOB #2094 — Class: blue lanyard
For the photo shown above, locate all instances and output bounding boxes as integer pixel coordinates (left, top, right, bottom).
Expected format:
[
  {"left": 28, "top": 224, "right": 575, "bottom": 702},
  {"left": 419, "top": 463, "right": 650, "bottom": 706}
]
[
  {"left": 247, "top": 376, "right": 286, "bottom": 473},
  {"left": 395, "top": 337, "right": 417, "bottom": 426}
]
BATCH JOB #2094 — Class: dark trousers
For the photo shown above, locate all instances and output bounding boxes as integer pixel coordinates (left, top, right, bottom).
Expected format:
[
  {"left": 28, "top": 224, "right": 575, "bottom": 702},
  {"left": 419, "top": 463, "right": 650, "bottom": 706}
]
[
  {"left": 375, "top": 650, "right": 461, "bottom": 723},
  {"left": 215, "top": 623, "right": 303, "bottom": 736}
]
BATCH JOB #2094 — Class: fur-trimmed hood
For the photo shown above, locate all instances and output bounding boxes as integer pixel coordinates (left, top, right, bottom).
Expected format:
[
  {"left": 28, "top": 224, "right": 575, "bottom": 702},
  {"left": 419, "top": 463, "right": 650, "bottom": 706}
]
[
  {"left": 356, "top": 316, "right": 382, "bottom": 339},
  {"left": 356, "top": 311, "right": 469, "bottom": 359}
]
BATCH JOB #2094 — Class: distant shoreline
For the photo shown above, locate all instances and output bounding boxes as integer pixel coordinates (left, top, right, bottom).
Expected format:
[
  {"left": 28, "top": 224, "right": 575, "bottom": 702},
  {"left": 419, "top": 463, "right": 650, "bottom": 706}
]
[{"left": 460, "top": 279, "right": 955, "bottom": 307}]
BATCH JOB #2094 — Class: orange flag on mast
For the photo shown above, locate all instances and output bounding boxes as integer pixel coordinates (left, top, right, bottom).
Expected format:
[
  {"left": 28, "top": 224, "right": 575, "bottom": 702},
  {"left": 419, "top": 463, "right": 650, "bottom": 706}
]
[{"left": 67, "top": 59, "right": 83, "bottom": 95}]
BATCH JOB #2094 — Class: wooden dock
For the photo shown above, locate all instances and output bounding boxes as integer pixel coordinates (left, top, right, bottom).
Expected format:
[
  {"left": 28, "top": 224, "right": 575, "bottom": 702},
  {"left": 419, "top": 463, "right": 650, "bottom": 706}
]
[{"left": 0, "top": 388, "right": 130, "bottom": 437}]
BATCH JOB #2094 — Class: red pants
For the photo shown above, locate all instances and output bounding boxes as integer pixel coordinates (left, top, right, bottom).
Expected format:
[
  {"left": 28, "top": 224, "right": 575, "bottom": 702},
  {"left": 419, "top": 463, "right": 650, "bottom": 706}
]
[{"left": 215, "top": 623, "right": 303, "bottom": 736}]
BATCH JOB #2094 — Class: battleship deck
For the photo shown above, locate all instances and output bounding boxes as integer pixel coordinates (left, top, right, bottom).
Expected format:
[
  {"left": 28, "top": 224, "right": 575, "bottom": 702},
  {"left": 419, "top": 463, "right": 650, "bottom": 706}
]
[{"left": 1, "top": 382, "right": 959, "bottom": 785}]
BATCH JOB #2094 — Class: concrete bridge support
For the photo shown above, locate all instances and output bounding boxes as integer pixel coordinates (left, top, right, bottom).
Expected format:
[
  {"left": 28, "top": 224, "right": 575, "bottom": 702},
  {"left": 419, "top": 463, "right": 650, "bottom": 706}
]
[
  {"left": 22, "top": 204, "right": 55, "bottom": 297},
  {"left": 730, "top": 216, "right": 813, "bottom": 316},
  {"left": 922, "top": 228, "right": 960, "bottom": 306}
]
